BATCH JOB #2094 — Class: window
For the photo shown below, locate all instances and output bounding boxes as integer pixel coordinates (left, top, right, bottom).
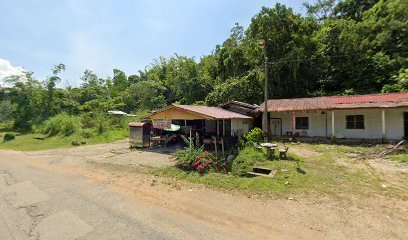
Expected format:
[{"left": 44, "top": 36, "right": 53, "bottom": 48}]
[
  {"left": 346, "top": 115, "right": 365, "bottom": 129},
  {"left": 295, "top": 117, "right": 309, "bottom": 129}
]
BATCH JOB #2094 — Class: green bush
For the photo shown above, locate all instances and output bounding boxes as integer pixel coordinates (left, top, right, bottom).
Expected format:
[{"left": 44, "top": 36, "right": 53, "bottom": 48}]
[
  {"left": 80, "top": 113, "right": 96, "bottom": 129},
  {"left": 246, "top": 128, "right": 264, "bottom": 143},
  {"left": 231, "top": 146, "right": 267, "bottom": 176},
  {"left": 172, "top": 134, "right": 229, "bottom": 174},
  {"left": 237, "top": 127, "right": 264, "bottom": 149},
  {"left": 3, "top": 133, "right": 15, "bottom": 142},
  {"left": 80, "top": 129, "right": 94, "bottom": 139},
  {"left": 94, "top": 113, "right": 109, "bottom": 135},
  {"left": 42, "top": 113, "right": 79, "bottom": 136}
]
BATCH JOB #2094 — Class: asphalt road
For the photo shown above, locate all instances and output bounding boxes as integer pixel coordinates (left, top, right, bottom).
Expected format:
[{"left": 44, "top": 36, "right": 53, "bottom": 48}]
[{"left": 0, "top": 156, "right": 234, "bottom": 240}]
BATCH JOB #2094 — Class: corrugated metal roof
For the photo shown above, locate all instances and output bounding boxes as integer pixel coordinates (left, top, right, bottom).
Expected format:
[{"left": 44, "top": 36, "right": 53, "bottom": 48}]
[
  {"left": 128, "top": 122, "right": 148, "bottom": 127},
  {"left": 330, "top": 92, "right": 408, "bottom": 104},
  {"left": 108, "top": 110, "right": 128, "bottom": 115},
  {"left": 145, "top": 104, "right": 252, "bottom": 120},
  {"left": 259, "top": 92, "right": 408, "bottom": 112},
  {"left": 175, "top": 105, "right": 252, "bottom": 119}
]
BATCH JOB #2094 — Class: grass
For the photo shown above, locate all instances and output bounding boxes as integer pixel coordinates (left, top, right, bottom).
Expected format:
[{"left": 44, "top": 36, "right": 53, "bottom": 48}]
[
  {"left": 80, "top": 142, "right": 406, "bottom": 200},
  {"left": 151, "top": 145, "right": 382, "bottom": 198},
  {"left": 0, "top": 111, "right": 151, "bottom": 151},
  {"left": 0, "top": 129, "right": 128, "bottom": 151},
  {"left": 389, "top": 154, "right": 408, "bottom": 163}
]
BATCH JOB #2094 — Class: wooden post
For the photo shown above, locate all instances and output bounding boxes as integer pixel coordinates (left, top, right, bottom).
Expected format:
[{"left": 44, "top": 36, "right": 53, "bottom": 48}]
[
  {"left": 221, "top": 138, "right": 225, "bottom": 159},
  {"left": 189, "top": 127, "right": 192, "bottom": 153},
  {"left": 292, "top": 112, "right": 296, "bottom": 136},
  {"left": 213, "top": 137, "right": 218, "bottom": 158},
  {"left": 382, "top": 109, "right": 386, "bottom": 140},
  {"left": 331, "top": 111, "right": 335, "bottom": 138}
]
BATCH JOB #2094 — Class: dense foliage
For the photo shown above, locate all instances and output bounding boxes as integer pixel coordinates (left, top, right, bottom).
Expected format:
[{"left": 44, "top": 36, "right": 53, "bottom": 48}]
[{"left": 0, "top": 0, "right": 407, "bottom": 131}]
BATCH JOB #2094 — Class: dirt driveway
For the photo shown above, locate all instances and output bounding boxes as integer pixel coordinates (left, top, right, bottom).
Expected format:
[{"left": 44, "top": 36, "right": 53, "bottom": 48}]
[
  {"left": 1, "top": 141, "right": 407, "bottom": 240},
  {"left": 16, "top": 139, "right": 174, "bottom": 168}
]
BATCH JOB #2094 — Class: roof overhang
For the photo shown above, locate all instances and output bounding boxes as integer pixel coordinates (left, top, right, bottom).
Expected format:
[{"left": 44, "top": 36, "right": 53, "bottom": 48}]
[{"left": 144, "top": 105, "right": 252, "bottom": 120}]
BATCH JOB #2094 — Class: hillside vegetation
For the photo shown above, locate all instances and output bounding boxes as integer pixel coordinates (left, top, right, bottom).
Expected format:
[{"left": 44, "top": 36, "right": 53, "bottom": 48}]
[{"left": 0, "top": 0, "right": 407, "bottom": 133}]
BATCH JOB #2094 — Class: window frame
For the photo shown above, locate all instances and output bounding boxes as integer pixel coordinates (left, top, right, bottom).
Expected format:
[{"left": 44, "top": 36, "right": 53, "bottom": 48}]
[
  {"left": 295, "top": 117, "right": 309, "bottom": 130},
  {"left": 346, "top": 115, "right": 365, "bottom": 129}
]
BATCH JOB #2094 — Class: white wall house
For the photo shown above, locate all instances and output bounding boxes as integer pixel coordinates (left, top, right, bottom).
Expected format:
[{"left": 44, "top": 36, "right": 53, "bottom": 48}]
[{"left": 260, "top": 92, "right": 408, "bottom": 141}]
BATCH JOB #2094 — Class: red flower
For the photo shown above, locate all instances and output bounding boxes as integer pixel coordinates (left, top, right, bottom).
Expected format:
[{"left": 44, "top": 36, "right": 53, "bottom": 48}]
[
  {"left": 215, "top": 167, "right": 219, "bottom": 172},
  {"left": 223, "top": 163, "right": 227, "bottom": 167},
  {"left": 223, "top": 169, "right": 227, "bottom": 173}
]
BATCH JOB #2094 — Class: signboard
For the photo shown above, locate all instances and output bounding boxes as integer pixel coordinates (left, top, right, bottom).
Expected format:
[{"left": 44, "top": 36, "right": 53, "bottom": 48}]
[{"left": 153, "top": 120, "right": 171, "bottom": 129}]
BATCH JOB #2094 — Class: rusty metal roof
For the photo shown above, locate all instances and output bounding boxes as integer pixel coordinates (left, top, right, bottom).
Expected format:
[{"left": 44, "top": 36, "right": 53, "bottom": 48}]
[
  {"left": 175, "top": 105, "right": 252, "bottom": 119},
  {"left": 259, "top": 92, "right": 408, "bottom": 112},
  {"left": 145, "top": 104, "right": 252, "bottom": 120}
]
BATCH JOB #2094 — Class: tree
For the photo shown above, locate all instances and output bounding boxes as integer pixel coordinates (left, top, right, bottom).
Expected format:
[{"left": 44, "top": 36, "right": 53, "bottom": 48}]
[{"left": 43, "top": 63, "right": 65, "bottom": 118}]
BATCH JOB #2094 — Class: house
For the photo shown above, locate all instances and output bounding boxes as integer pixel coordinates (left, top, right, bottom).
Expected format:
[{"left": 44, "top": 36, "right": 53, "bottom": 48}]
[
  {"left": 144, "top": 104, "right": 253, "bottom": 138},
  {"left": 259, "top": 92, "right": 408, "bottom": 141}
]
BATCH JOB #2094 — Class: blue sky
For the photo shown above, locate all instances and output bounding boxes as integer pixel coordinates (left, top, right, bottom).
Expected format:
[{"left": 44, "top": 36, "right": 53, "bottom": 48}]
[{"left": 0, "top": 0, "right": 312, "bottom": 86}]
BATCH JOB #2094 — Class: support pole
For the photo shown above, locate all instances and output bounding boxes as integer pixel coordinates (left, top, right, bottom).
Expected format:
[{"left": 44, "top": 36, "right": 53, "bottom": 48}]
[
  {"left": 221, "top": 138, "right": 225, "bottom": 159},
  {"left": 214, "top": 137, "right": 218, "bottom": 158},
  {"left": 382, "top": 109, "right": 386, "bottom": 141},
  {"left": 262, "top": 56, "right": 269, "bottom": 143},
  {"left": 189, "top": 127, "right": 192, "bottom": 153},
  {"left": 292, "top": 112, "right": 296, "bottom": 136},
  {"left": 331, "top": 111, "right": 335, "bottom": 138}
]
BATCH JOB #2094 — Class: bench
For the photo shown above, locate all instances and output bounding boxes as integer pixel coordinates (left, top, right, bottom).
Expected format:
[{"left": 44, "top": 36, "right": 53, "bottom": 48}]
[{"left": 279, "top": 146, "right": 289, "bottom": 159}]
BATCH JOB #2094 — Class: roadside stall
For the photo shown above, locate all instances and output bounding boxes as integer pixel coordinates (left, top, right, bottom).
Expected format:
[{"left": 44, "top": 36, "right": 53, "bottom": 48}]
[{"left": 143, "top": 104, "right": 253, "bottom": 157}]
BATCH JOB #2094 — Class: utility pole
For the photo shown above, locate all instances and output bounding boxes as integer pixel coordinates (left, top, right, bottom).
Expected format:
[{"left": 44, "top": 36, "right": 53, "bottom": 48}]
[{"left": 258, "top": 40, "right": 269, "bottom": 143}]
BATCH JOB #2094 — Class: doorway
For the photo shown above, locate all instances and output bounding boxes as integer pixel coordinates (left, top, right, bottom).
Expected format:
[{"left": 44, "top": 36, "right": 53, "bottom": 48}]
[
  {"left": 270, "top": 118, "right": 282, "bottom": 136},
  {"left": 404, "top": 112, "right": 408, "bottom": 139}
]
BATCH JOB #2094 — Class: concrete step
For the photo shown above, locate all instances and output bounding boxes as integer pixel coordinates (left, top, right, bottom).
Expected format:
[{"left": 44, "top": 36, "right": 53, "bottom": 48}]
[{"left": 247, "top": 167, "right": 276, "bottom": 178}]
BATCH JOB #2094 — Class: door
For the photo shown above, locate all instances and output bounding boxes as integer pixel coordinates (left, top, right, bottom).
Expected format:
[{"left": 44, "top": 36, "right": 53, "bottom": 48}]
[
  {"left": 270, "top": 118, "right": 282, "bottom": 136},
  {"left": 404, "top": 112, "right": 408, "bottom": 139}
]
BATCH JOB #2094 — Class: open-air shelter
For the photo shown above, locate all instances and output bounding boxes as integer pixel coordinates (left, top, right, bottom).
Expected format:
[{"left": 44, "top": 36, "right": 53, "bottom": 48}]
[{"left": 144, "top": 104, "right": 253, "bottom": 156}]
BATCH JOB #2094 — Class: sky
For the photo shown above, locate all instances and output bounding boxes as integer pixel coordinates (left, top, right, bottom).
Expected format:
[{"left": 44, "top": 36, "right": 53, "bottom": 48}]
[{"left": 0, "top": 0, "right": 312, "bottom": 86}]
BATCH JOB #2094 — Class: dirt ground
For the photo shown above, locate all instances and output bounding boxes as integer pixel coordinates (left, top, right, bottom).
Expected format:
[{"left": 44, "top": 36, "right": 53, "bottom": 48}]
[{"left": 1, "top": 140, "right": 407, "bottom": 240}]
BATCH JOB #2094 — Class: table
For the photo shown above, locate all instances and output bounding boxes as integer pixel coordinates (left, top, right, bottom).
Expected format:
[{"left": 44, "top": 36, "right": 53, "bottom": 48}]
[{"left": 260, "top": 143, "right": 278, "bottom": 160}]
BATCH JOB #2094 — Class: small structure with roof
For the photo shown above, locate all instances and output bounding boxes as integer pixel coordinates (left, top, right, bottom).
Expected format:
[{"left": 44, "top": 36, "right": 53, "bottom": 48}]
[
  {"left": 259, "top": 92, "right": 408, "bottom": 141},
  {"left": 144, "top": 104, "right": 253, "bottom": 138},
  {"left": 143, "top": 104, "right": 254, "bottom": 156},
  {"left": 128, "top": 122, "right": 151, "bottom": 148}
]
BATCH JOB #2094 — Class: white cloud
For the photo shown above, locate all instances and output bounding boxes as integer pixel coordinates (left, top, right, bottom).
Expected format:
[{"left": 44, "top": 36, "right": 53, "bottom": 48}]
[{"left": 0, "top": 58, "right": 26, "bottom": 84}]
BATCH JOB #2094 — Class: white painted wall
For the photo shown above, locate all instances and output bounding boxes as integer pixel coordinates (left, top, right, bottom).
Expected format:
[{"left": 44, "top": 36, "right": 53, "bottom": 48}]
[
  {"left": 270, "top": 111, "right": 329, "bottom": 137},
  {"left": 231, "top": 119, "right": 253, "bottom": 137},
  {"left": 329, "top": 108, "right": 406, "bottom": 140},
  {"left": 269, "top": 108, "right": 407, "bottom": 140}
]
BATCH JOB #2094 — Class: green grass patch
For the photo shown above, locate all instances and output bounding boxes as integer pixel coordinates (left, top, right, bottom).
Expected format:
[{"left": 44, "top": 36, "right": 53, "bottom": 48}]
[
  {"left": 0, "top": 128, "right": 128, "bottom": 151},
  {"left": 152, "top": 145, "right": 381, "bottom": 198},
  {"left": 389, "top": 154, "right": 408, "bottom": 163}
]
